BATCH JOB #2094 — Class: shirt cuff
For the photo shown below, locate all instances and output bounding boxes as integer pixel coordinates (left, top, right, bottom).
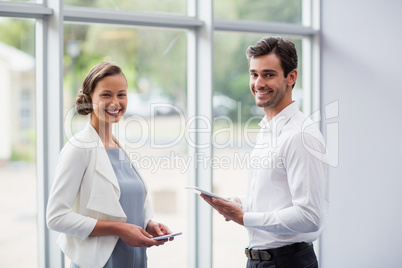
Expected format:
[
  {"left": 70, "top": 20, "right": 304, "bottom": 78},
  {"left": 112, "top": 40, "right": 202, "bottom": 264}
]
[{"left": 243, "top": 212, "right": 266, "bottom": 228}]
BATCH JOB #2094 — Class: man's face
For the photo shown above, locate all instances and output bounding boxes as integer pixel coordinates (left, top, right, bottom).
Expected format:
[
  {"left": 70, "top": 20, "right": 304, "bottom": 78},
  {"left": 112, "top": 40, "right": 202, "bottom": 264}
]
[{"left": 249, "top": 53, "right": 295, "bottom": 109}]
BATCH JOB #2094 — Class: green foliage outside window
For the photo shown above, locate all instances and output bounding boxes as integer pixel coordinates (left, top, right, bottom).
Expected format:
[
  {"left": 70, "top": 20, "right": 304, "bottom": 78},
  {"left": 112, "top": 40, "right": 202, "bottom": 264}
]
[{"left": 1, "top": 0, "right": 303, "bottom": 123}]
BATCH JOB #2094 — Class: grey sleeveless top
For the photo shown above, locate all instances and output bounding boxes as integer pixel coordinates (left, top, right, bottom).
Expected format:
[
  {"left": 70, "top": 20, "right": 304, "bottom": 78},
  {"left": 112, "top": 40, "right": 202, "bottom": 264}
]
[{"left": 70, "top": 147, "right": 147, "bottom": 268}]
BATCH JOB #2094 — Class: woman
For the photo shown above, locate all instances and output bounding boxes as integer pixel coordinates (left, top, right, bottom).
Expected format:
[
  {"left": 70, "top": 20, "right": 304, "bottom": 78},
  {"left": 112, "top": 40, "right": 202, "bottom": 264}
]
[{"left": 47, "top": 62, "right": 172, "bottom": 268}]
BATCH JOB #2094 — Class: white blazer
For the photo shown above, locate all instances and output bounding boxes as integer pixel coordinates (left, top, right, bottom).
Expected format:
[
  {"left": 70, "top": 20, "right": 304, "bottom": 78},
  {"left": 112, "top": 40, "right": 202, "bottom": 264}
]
[{"left": 46, "top": 123, "right": 153, "bottom": 268}]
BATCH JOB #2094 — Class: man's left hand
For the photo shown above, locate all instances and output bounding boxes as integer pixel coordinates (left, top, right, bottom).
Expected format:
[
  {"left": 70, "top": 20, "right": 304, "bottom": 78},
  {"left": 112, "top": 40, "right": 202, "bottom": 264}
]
[{"left": 200, "top": 194, "right": 244, "bottom": 225}]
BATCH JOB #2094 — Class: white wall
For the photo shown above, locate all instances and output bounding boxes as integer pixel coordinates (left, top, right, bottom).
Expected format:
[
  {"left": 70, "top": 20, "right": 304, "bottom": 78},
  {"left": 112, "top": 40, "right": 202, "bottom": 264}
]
[{"left": 320, "top": 0, "right": 402, "bottom": 267}]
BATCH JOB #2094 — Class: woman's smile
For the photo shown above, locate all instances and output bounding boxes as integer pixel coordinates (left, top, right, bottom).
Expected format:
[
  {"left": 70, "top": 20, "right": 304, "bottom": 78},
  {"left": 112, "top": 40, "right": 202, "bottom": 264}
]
[{"left": 105, "top": 108, "right": 123, "bottom": 117}]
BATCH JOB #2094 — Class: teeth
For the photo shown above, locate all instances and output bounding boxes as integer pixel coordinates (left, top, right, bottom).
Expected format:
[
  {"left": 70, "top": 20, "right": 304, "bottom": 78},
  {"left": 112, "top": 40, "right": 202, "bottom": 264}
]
[
  {"left": 256, "top": 91, "right": 270, "bottom": 95},
  {"left": 106, "top": 110, "right": 119, "bottom": 114}
]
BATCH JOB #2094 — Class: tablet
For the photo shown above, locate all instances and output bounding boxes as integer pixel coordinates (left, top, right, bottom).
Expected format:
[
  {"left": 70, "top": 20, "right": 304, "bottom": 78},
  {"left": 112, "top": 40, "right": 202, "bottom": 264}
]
[
  {"left": 185, "top": 186, "right": 242, "bottom": 207},
  {"left": 153, "top": 232, "right": 182, "bottom": 241}
]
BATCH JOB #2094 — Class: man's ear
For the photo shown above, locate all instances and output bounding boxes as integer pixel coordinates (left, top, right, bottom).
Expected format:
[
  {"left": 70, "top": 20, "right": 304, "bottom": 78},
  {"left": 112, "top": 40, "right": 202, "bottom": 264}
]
[{"left": 287, "top": 69, "right": 298, "bottom": 87}]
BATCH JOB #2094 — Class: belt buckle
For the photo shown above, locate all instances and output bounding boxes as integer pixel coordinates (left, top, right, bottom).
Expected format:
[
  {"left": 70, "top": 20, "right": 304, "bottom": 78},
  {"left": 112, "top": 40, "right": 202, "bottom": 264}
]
[
  {"left": 259, "top": 250, "right": 271, "bottom": 261},
  {"left": 250, "top": 250, "right": 260, "bottom": 260},
  {"left": 245, "top": 248, "right": 272, "bottom": 261},
  {"left": 244, "top": 248, "right": 251, "bottom": 259}
]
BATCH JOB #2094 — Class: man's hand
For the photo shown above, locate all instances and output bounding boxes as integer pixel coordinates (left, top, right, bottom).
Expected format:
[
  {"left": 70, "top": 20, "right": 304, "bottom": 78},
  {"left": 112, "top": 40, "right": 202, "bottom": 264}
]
[{"left": 200, "top": 194, "right": 244, "bottom": 225}]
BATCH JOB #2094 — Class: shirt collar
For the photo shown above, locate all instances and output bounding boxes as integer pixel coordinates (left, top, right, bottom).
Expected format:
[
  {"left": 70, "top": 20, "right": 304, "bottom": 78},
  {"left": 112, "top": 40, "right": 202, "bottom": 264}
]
[
  {"left": 258, "top": 116, "right": 269, "bottom": 128},
  {"left": 258, "top": 102, "right": 300, "bottom": 133}
]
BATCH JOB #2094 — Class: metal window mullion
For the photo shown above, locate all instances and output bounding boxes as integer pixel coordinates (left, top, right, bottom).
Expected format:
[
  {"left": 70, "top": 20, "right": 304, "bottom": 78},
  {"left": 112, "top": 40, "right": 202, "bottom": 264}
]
[
  {"left": 312, "top": 35, "right": 321, "bottom": 115},
  {"left": 302, "top": 0, "right": 312, "bottom": 27},
  {"left": 63, "top": 5, "right": 203, "bottom": 29},
  {"left": 187, "top": 0, "right": 214, "bottom": 268},
  {"left": 36, "top": 0, "right": 64, "bottom": 267},
  {"left": 306, "top": 0, "right": 322, "bottom": 262},
  {"left": 312, "top": 0, "right": 321, "bottom": 114},
  {"left": 0, "top": 2, "right": 52, "bottom": 18},
  {"left": 195, "top": 0, "right": 214, "bottom": 265},
  {"left": 187, "top": 3, "right": 197, "bottom": 267},
  {"left": 214, "top": 18, "right": 318, "bottom": 36},
  {"left": 302, "top": 37, "right": 313, "bottom": 116},
  {"left": 186, "top": 29, "right": 197, "bottom": 268}
]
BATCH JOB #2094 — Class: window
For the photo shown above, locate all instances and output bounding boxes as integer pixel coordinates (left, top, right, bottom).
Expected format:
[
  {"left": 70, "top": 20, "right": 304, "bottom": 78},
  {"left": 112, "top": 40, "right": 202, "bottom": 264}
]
[
  {"left": 63, "top": 0, "right": 187, "bottom": 15},
  {"left": 63, "top": 23, "right": 188, "bottom": 267},
  {"left": 0, "top": 17, "right": 37, "bottom": 268},
  {"left": 214, "top": 0, "right": 302, "bottom": 24}
]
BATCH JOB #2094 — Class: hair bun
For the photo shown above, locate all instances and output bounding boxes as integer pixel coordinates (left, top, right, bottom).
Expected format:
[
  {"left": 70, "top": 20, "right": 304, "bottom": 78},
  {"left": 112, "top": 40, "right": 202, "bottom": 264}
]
[{"left": 75, "top": 91, "right": 93, "bottom": 115}]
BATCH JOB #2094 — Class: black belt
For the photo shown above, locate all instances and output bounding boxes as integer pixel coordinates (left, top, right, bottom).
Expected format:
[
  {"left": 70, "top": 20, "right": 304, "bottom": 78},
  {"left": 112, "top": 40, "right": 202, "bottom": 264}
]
[{"left": 245, "top": 242, "right": 312, "bottom": 261}]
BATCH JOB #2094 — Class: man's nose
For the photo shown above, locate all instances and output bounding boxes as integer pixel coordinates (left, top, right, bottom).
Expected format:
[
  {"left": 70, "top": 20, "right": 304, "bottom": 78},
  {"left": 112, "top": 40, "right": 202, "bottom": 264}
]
[{"left": 254, "top": 76, "right": 265, "bottom": 89}]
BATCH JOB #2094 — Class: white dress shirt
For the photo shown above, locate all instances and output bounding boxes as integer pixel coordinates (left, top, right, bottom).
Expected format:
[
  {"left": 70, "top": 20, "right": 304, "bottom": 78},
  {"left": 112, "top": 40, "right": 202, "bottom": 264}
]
[{"left": 240, "top": 102, "right": 329, "bottom": 249}]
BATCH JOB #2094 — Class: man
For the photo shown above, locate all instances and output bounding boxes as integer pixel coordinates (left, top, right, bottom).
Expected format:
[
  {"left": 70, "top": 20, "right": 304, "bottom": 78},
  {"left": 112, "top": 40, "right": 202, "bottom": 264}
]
[{"left": 201, "top": 36, "right": 329, "bottom": 268}]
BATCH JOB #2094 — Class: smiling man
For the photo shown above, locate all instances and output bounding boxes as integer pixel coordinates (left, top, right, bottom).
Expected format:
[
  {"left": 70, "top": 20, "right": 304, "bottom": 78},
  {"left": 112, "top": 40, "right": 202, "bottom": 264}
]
[{"left": 202, "top": 36, "right": 329, "bottom": 268}]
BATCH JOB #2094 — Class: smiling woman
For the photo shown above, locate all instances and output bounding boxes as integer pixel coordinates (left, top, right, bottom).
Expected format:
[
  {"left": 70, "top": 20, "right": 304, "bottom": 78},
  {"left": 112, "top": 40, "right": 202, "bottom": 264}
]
[
  {"left": 63, "top": 23, "right": 189, "bottom": 268},
  {"left": 47, "top": 62, "right": 175, "bottom": 268}
]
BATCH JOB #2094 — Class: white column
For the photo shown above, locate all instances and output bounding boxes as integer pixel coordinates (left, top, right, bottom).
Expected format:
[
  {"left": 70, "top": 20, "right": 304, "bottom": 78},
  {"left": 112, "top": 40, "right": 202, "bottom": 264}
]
[
  {"left": 187, "top": 0, "right": 214, "bottom": 267},
  {"left": 36, "top": 0, "right": 64, "bottom": 267}
]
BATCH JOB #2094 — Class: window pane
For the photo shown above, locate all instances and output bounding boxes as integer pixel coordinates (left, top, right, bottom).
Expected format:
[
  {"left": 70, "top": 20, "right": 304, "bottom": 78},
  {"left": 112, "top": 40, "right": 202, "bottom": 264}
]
[
  {"left": 214, "top": 0, "right": 302, "bottom": 24},
  {"left": 63, "top": 23, "right": 188, "bottom": 267},
  {"left": 0, "top": 18, "right": 37, "bottom": 268},
  {"left": 63, "top": 0, "right": 187, "bottom": 15},
  {"left": 212, "top": 32, "right": 304, "bottom": 268}
]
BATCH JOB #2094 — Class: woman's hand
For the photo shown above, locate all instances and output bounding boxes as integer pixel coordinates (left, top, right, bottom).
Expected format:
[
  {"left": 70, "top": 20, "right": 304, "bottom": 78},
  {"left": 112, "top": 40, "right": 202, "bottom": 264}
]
[
  {"left": 146, "top": 220, "right": 173, "bottom": 242},
  {"left": 90, "top": 220, "right": 163, "bottom": 248},
  {"left": 118, "top": 223, "right": 164, "bottom": 247}
]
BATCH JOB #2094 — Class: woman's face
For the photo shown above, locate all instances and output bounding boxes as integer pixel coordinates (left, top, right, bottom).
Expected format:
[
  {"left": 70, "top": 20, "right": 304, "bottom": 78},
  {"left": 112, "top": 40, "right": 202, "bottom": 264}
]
[{"left": 90, "top": 74, "right": 128, "bottom": 128}]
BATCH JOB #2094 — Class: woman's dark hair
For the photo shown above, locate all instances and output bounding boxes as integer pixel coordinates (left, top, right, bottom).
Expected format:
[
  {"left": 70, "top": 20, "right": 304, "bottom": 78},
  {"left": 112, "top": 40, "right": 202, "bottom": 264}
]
[
  {"left": 75, "top": 62, "right": 125, "bottom": 115},
  {"left": 246, "top": 36, "right": 298, "bottom": 88}
]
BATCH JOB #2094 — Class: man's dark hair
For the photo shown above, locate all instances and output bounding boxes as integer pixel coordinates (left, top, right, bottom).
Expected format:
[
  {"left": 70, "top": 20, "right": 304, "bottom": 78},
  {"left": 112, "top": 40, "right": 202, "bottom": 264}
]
[{"left": 246, "top": 36, "right": 298, "bottom": 87}]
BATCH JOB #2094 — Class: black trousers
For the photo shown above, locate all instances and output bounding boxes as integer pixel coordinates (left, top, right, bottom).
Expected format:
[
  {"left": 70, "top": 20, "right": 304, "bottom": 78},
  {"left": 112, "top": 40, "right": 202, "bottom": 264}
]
[{"left": 246, "top": 243, "right": 318, "bottom": 268}]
